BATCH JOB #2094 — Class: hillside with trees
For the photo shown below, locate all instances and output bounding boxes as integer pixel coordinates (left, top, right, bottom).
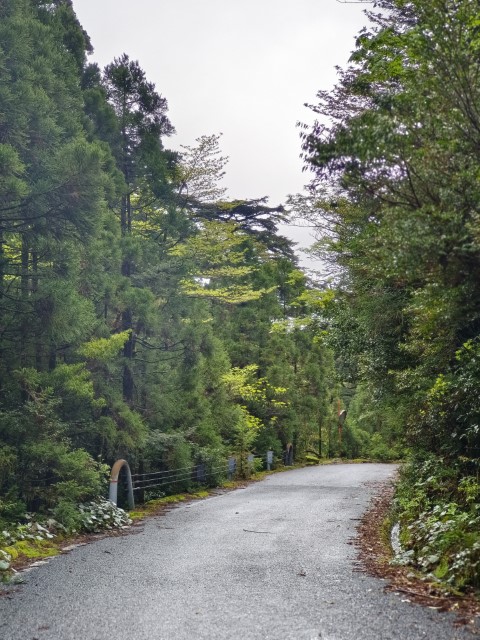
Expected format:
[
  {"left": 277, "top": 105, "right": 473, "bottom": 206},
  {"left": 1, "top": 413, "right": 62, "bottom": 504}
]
[
  {"left": 301, "top": 0, "right": 480, "bottom": 592},
  {"left": 0, "top": 0, "right": 339, "bottom": 536}
]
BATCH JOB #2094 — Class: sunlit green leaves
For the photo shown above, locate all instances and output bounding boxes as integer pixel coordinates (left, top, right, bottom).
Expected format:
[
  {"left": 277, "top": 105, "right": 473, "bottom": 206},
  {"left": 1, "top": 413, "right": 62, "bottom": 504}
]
[
  {"left": 170, "top": 220, "right": 274, "bottom": 303},
  {"left": 78, "top": 331, "right": 131, "bottom": 362}
]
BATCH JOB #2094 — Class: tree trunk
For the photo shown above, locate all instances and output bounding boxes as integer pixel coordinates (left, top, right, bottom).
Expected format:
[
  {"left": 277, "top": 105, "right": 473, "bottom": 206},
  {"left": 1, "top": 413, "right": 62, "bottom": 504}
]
[
  {"left": 20, "top": 236, "right": 30, "bottom": 367},
  {"left": 32, "top": 251, "right": 43, "bottom": 370},
  {"left": 121, "top": 191, "right": 134, "bottom": 404},
  {"left": 122, "top": 308, "right": 134, "bottom": 404}
]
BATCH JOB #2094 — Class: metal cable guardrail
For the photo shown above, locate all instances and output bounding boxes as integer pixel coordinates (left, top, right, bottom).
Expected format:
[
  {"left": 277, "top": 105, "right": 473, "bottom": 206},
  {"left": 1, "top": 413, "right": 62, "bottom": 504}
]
[
  {"left": 130, "top": 463, "right": 229, "bottom": 492},
  {"left": 132, "top": 464, "right": 199, "bottom": 479},
  {"left": 109, "top": 450, "right": 277, "bottom": 508}
]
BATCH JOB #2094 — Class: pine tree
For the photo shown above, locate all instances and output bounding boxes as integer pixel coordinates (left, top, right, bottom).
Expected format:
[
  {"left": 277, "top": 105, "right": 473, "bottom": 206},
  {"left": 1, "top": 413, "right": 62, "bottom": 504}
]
[
  {"left": 102, "top": 54, "right": 175, "bottom": 404},
  {"left": 0, "top": 0, "right": 113, "bottom": 384}
]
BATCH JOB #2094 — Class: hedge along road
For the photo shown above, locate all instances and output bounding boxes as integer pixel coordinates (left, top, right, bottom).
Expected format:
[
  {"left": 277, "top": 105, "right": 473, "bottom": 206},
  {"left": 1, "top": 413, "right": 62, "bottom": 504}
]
[{"left": 0, "top": 464, "right": 474, "bottom": 640}]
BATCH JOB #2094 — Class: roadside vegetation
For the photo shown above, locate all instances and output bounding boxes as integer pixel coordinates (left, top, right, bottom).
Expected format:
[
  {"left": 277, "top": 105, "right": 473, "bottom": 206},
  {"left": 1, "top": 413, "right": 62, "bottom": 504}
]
[
  {"left": 392, "top": 457, "right": 480, "bottom": 592},
  {"left": 0, "top": 498, "right": 131, "bottom": 579},
  {"left": 300, "top": 0, "right": 480, "bottom": 594}
]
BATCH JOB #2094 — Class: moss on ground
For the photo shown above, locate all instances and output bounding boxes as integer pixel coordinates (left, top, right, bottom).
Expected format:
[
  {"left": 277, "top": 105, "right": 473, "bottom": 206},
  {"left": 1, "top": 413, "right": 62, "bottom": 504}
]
[{"left": 11, "top": 539, "right": 59, "bottom": 561}]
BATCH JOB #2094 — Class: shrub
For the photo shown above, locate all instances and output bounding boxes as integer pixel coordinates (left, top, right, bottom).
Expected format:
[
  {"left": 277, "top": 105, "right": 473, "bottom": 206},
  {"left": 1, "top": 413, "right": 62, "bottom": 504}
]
[
  {"left": 391, "top": 456, "right": 480, "bottom": 591},
  {"left": 77, "top": 498, "right": 132, "bottom": 533}
]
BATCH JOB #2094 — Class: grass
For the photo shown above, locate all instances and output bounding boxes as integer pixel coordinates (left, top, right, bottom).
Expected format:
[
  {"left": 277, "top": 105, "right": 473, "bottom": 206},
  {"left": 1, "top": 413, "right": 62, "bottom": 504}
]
[{"left": 6, "top": 539, "right": 59, "bottom": 563}]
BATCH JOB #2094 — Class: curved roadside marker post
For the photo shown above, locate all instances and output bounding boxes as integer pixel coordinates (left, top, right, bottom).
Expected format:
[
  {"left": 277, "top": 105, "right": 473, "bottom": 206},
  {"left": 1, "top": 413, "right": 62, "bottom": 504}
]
[{"left": 109, "top": 459, "right": 135, "bottom": 510}]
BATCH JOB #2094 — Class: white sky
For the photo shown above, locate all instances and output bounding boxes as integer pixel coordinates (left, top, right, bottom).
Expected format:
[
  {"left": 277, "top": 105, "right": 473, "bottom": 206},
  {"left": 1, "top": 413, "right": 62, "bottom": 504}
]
[{"left": 72, "top": 0, "right": 370, "bottom": 263}]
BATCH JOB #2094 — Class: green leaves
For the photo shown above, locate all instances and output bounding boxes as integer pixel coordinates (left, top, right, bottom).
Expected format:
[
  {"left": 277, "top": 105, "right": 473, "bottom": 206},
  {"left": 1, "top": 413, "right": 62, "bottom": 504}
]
[
  {"left": 178, "top": 133, "right": 228, "bottom": 204},
  {"left": 170, "top": 220, "right": 274, "bottom": 304},
  {"left": 78, "top": 332, "right": 131, "bottom": 362},
  {"left": 0, "top": 0, "right": 340, "bottom": 531},
  {"left": 301, "top": 0, "right": 480, "bottom": 589},
  {"left": 393, "top": 456, "right": 480, "bottom": 590},
  {"left": 0, "top": 144, "right": 28, "bottom": 207},
  {"left": 302, "top": 0, "right": 480, "bottom": 457}
]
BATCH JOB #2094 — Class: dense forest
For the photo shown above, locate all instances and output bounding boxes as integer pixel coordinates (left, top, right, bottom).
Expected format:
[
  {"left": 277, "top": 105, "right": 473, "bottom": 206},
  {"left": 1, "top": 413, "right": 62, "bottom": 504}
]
[
  {"left": 301, "top": 0, "right": 480, "bottom": 591},
  {"left": 0, "top": 0, "right": 479, "bottom": 594},
  {"left": 0, "top": 0, "right": 344, "bottom": 531}
]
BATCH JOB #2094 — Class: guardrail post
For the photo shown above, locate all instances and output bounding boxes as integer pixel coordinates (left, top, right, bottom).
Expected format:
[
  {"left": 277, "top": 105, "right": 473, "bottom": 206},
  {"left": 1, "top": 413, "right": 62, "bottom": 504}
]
[
  {"left": 285, "top": 443, "right": 294, "bottom": 466},
  {"left": 227, "top": 457, "right": 236, "bottom": 480},
  {"left": 109, "top": 459, "right": 135, "bottom": 510},
  {"left": 266, "top": 450, "right": 273, "bottom": 471},
  {"left": 196, "top": 463, "right": 206, "bottom": 484}
]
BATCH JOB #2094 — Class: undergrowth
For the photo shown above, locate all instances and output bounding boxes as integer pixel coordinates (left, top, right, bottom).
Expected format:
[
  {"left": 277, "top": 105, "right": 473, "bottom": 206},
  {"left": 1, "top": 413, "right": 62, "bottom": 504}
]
[
  {"left": 391, "top": 455, "right": 480, "bottom": 592},
  {"left": 0, "top": 498, "right": 131, "bottom": 582}
]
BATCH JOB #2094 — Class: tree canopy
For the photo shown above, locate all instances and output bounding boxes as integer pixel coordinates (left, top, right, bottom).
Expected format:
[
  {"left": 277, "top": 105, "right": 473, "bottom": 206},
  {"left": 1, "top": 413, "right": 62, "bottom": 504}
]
[
  {"left": 0, "top": 0, "right": 339, "bottom": 536},
  {"left": 300, "top": 0, "right": 480, "bottom": 590}
]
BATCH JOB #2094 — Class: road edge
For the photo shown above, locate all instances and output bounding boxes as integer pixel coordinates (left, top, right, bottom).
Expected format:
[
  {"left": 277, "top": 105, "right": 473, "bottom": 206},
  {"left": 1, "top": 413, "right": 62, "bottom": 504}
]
[{"left": 355, "top": 478, "right": 480, "bottom": 631}]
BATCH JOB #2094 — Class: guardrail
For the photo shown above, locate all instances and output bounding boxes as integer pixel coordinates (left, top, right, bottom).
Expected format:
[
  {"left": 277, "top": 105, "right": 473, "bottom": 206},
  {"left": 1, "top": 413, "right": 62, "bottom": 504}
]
[
  {"left": 108, "top": 449, "right": 282, "bottom": 509},
  {"left": 131, "top": 462, "right": 228, "bottom": 493}
]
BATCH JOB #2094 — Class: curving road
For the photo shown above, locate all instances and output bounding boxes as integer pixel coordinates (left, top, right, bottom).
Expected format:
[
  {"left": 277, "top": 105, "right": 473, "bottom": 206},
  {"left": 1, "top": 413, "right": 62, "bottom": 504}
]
[{"left": 0, "top": 464, "right": 476, "bottom": 639}]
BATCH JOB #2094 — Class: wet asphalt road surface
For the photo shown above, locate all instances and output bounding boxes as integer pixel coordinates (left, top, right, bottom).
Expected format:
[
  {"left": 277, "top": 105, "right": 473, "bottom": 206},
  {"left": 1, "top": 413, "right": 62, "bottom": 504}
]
[{"left": 0, "top": 463, "right": 477, "bottom": 640}]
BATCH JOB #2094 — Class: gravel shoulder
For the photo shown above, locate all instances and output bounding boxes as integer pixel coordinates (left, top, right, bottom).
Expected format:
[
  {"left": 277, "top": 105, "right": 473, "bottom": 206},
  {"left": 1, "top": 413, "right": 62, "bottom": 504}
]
[{"left": 0, "top": 463, "right": 477, "bottom": 640}]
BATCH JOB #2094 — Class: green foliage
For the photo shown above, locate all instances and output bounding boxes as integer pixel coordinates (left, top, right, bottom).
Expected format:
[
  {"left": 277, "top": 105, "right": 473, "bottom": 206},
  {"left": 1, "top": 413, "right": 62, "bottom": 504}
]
[
  {"left": 78, "top": 331, "right": 131, "bottom": 362},
  {"left": 298, "top": 0, "right": 480, "bottom": 590},
  {"left": 0, "top": 381, "right": 108, "bottom": 515},
  {"left": 409, "top": 340, "right": 480, "bottom": 458},
  {"left": 77, "top": 498, "right": 132, "bottom": 533},
  {"left": 170, "top": 220, "right": 275, "bottom": 303},
  {"left": 51, "top": 499, "right": 84, "bottom": 531},
  {"left": 221, "top": 363, "right": 293, "bottom": 475},
  {"left": 194, "top": 447, "right": 227, "bottom": 487},
  {"left": 340, "top": 383, "right": 405, "bottom": 460},
  {"left": 301, "top": 0, "right": 480, "bottom": 459},
  {"left": 392, "top": 456, "right": 480, "bottom": 591},
  {"left": 178, "top": 133, "right": 228, "bottom": 203},
  {"left": 141, "top": 430, "right": 193, "bottom": 492},
  {"left": 0, "top": 0, "right": 338, "bottom": 532},
  {"left": 232, "top": 408, "right": 262, "bottom": 479}
]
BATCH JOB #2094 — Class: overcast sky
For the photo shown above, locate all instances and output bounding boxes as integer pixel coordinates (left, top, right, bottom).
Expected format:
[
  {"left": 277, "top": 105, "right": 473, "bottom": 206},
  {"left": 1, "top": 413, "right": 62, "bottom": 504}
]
[{"left": 72, "top": 0, "right": 370, "bottom": 262}]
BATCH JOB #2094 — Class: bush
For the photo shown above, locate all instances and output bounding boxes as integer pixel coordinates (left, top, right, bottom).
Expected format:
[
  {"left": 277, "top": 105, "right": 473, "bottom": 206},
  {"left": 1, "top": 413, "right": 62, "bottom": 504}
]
[
  {"left": 18, "top": 444, "right": 108, "bottom": 511},
  {"left": 194, "top": 447, "right": 227, "bottom": 487},
  {"left": 77, "top": 499, "right": 131, "bottom": 533},
  {"left": 369, "top": 433, "right": 394, "bottom": 461},
  {"left": 391, "top": 456, "right": 480, "bottom": 591},
  {"left": 147, "top": 432, "right": 193, "bottom": 492},
  {"left": 0, "top": 390, "right": 109, "bottom": 518},
  {"left": 252, "top": 456, "right": 264, "bottom": 474},
  {"left": 51, "top": 499, "right": 83, "bottom": 531},
  {"left": 0, "top": 496, "right": 26, "bottom": 529}
]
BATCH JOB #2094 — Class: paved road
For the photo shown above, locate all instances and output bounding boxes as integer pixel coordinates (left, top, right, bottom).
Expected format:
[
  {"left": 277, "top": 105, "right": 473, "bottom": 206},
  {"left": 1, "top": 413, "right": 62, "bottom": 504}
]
[{"left": 0, "top": 464, "right": 476, "bottom": 639}]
